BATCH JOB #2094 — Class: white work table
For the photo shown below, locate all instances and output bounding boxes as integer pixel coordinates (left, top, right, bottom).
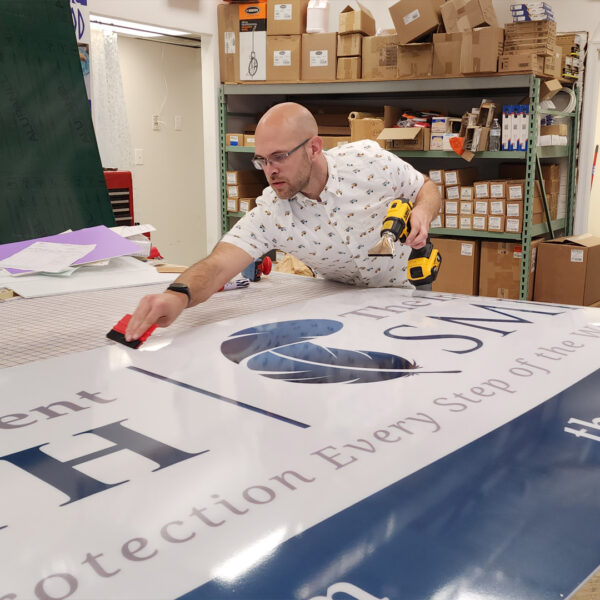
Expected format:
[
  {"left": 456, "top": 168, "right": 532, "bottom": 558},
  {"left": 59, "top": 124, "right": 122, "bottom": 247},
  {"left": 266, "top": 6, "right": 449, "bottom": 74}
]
[{"left": 1, "top": 275, "right": 600, "bottom": 600}]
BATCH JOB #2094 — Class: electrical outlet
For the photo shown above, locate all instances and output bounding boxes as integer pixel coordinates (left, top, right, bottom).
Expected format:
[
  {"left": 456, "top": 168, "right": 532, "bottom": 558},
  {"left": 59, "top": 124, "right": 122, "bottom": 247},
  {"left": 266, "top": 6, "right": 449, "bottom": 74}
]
[
  {"left": 134, "top": 148, "right": 144, "bottom": 165},
  {"left": 174, "top": 115, "right": 182, "bottom": 131},
  {"left": 152, "top": 114, "right": 160, "bottom": 131}
]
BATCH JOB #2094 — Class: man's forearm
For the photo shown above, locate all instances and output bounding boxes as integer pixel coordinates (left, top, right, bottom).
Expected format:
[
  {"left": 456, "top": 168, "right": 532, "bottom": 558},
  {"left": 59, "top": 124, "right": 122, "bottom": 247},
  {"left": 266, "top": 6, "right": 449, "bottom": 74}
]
[
  {"left": 173, "top": 242, "right": 254, "bottom": 307},
  {"left": 413, "top": 177, "right": 442, "bottom": 223}
]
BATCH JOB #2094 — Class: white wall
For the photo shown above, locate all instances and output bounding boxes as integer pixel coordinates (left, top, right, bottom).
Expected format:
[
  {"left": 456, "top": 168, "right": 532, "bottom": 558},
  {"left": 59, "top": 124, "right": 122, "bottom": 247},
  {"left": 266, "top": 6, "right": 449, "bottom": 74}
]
[
  {"left": 91, "top": 0, "right": 600, "bottom": 247},
  {"left": 91, "top": 0, "right": 222, "bottom": 257},
  {"left": 118, "top": 36, "right": 205, "bottom": 265}
]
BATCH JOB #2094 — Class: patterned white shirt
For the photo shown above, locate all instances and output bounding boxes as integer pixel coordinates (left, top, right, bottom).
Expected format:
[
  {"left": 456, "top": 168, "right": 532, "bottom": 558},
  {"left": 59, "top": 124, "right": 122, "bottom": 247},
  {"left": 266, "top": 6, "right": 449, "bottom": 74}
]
[{"left": 222, "top": 140, "right": 425, "bottom": 287}]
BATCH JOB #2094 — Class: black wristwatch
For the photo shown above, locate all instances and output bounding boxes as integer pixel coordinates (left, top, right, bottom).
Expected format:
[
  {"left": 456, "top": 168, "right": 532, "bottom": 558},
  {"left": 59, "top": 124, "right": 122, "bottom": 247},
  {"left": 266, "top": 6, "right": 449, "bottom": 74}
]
[{"left": 166, "top": 282, "right": 191, "bottom": 307}]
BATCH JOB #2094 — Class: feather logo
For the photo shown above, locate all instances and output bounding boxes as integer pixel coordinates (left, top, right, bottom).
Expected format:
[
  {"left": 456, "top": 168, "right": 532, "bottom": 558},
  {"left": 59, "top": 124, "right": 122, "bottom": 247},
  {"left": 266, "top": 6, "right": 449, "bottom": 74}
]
[{"left": 221, "top": 319, "right": 459, "bottom": 384}]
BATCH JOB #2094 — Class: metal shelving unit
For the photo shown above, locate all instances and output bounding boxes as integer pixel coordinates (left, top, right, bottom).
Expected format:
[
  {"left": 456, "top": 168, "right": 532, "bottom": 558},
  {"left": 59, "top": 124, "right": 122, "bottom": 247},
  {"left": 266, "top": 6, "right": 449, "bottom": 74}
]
[{"left": 220, "top": 73, "right": 579, "bottom": 299}]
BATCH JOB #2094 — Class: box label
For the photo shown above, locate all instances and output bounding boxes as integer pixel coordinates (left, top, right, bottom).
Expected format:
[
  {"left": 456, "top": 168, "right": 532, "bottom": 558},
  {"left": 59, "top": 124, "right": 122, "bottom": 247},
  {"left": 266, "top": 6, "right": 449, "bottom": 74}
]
[
  {"left": 571, "top": 249, "right": 584, "bottom": 263},
  {"left": 446, "top": 186, "right": 459, "bottom": 200},
  {"left": 274, "top": 3, "right": 293, "bottom": 20},
  {"left": 508, "top": 185, "right": 523, "bottom": 200},
  {"left": 403, "top": 8, "right": 420, "bottom": 25},
  {"left": 310, "top": 49, "right": 329, "bottom": 66},
  {"left": 506, "top": 203, "right": 521, "bottom": 217},
  {"left": 226, "top": 173, "right": 236, "bottom": 184},
  {"left": 429, "top": 170, "right": 443, "bottom": 183},
  {"left": 475, "top": 183, "right": 488, "bottom": 198},
  {"left": 490, "top": 201, "right": 504, "bottom": 215},
  {"left": 461, "top": 243, "right": 474, "bottom": 256},
  {"left": 224, "top": 31, "right": 236, "bottom": 54},
  {"left": 445, "top": 172, "right": 458, "bottom": 186},
  {"left": 490, "top": 184, "right": 504, "bottom": 198},
  {"left": 273, "top": 50, "right": 292, "bottom": 66}
]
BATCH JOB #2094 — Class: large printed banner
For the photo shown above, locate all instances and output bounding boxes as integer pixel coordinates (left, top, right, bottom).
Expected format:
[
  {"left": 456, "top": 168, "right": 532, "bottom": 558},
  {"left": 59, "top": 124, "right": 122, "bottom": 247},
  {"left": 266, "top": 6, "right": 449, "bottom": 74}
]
[{"left": 1, "top": 289, "right": 600, "bottom": 599}]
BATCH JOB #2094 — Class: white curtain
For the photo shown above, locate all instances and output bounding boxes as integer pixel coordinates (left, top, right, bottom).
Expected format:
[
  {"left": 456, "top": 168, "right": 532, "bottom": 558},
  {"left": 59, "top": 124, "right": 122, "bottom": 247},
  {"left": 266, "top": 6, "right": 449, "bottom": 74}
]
[{"left": 90, "top": 28, "right": 131, "bottom": 171}]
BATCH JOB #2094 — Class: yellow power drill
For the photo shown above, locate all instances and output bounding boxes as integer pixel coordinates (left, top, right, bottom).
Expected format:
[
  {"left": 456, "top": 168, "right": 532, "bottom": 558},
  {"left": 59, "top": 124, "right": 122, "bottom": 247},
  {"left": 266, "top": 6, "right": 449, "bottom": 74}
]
[{"left": 367, "top": 198, "right": 442, "bottom": 286}]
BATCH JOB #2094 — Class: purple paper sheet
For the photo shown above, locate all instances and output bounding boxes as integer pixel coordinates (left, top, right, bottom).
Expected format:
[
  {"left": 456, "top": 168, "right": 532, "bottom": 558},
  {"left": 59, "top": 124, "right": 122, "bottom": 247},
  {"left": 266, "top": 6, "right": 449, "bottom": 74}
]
[{"left": 0, "top": 226, "right": 142, "bottom": 275}]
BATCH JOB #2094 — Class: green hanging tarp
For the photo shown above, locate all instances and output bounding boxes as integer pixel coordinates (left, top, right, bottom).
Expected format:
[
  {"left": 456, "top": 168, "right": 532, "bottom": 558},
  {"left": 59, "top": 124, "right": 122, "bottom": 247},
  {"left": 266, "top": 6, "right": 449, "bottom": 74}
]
[{"left": 0, "top": 0, "right": 115, "bottom": 244}]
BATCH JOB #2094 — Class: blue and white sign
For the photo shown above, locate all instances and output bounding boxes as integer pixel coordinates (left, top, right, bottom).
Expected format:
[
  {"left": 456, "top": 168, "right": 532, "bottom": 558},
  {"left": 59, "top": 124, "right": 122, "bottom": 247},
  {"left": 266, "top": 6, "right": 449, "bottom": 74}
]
[{"left": 1, "top": 289, "right": 599, "bottom": 599}]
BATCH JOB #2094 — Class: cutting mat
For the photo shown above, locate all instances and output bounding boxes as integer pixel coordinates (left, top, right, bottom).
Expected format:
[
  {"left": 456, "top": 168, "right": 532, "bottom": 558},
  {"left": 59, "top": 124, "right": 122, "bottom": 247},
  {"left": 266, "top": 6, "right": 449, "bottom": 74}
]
[{"left": 0, "top": 272, "right": 347, "bottom": 369}]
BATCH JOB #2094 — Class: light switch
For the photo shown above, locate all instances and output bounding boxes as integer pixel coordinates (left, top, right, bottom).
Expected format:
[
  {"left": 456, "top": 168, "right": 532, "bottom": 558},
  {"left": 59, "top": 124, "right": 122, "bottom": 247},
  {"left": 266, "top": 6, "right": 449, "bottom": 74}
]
[{"left": 134, "top": 148, "right": 144, "bottom": 165}]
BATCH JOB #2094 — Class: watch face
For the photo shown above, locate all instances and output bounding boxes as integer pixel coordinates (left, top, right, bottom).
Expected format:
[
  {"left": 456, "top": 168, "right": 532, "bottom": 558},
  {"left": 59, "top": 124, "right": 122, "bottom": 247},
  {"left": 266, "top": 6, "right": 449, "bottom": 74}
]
[{"left": 169, "top": 283, "right": 189, "bottom": 292}]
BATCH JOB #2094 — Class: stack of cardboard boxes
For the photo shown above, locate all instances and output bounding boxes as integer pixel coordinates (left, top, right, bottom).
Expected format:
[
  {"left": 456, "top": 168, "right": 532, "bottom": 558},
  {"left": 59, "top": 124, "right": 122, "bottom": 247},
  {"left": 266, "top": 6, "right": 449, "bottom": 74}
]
[
  {"left": 225, "top": 170, "right": 266, "bottom": 213},
  {"left": 219, "top": 0, "right": 574, "bottom": 82},
  {"left": 431, "top": 233, "right": 600, "bottom": 307},
  {"left": 500, "top": 20, "right": 561, "bottom": 77},
  {"left": 429, "top": 164, "right": 562, "bottom": 235},
  {"left": 336, "top": 3, "right": 375, "bottom": 80},
  {"left": 556, "top": 32, "right": 584, "bottom": 81}
]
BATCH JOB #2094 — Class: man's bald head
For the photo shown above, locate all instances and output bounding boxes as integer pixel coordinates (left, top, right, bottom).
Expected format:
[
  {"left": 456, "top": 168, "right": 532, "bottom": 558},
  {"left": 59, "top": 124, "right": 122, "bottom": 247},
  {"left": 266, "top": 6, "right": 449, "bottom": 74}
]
[{"left": 256, "top": 102, "right": 318, "bottom": 142}]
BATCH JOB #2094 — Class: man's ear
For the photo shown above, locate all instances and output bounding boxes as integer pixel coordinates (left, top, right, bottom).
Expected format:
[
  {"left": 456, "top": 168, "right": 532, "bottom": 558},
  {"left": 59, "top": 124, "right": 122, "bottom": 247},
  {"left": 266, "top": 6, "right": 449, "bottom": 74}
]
[{"left": 309, "top": 135, "right": 323, "bottom": 159}]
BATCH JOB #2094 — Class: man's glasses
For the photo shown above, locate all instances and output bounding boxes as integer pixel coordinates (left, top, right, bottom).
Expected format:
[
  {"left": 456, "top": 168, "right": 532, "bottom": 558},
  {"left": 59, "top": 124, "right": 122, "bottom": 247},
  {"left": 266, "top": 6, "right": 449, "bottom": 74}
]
[{"left": 252, "top": 138, "right": 310, "bottom": 170}]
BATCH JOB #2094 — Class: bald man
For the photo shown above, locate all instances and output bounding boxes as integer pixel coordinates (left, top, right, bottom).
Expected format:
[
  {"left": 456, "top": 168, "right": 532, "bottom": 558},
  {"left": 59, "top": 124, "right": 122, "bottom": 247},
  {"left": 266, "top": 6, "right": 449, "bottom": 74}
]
[{"left": 125, "top": 102, "right": 441, "bottom": 342}]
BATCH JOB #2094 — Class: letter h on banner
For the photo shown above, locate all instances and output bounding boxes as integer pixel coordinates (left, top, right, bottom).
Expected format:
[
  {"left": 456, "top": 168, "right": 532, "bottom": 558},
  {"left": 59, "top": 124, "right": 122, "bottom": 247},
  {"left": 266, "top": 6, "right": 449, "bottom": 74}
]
[{"left": 1, "top": 420, "right": 207, "bottom": 506}]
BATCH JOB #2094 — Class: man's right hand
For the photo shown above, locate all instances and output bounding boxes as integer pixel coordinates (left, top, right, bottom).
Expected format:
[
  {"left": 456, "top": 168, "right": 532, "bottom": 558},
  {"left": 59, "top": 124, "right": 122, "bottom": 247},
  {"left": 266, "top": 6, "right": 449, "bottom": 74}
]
[{"left": 125, "top": 292, "right": 188, "bottom": 342}]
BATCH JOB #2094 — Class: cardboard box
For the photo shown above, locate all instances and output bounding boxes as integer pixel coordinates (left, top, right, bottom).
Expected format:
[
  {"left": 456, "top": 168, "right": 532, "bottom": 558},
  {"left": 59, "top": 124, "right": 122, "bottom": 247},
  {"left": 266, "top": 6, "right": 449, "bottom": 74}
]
[
  {"left": 239, "top": 2, "right": 267, "bottom": 81},
  {"left": 472, "top": 215, "right": 487, "bottom": 231},
  {"left": 432, "top": 33, "right": 463, "bottom": 76},
  {"left": 320, "top": 135, "right": 351, "bottom": 149},
  {"left": 441, "top": 0, "right": 498, "bottom": 34},
  {"left": 474, "top": 199, "right": 489, "bottom": 215},
  {"left": 218, "top": 3, "right": 240, "bottom": 82},
  {"left": 226, "top": 197, "right": 240, "bottom": 212},
  {"left": 337, "top": 32, "right": 363, "bottom": 57},
  {"left": 227, "top": 182, "right": 265, "bottom": 198},
  {"left": 445, "top": 214, "right": 458, "bottom": 228},
  {"left": 459, "top": 215, "right": 473, "bottom": 230},
  {"left": 226, "top": 133, "right": 244, "bottom": 147},
  {"left": 337, "top": 56, "right": 361, "bottom": 79},
  {"left": 267, "top": 0, "right": 308, "bottom": 35},
  {"left": 479, "top": 240, "right": 541, "bottom": 300},
  {"left": 301, "top": 33, "right": 337, "bottom": 80},
  {"left": 534, "top": 235, "right": 600, "bottom": 305},
  {"left": 460, "top": 186, "right": 474, "bottom": 200},
  {"left": 487, "top": 215, "right": 505, "bottom": 232},
  {"left": 362, "top": 35, "right": 398, "bottom": 79},
  {"left": 267, "top": 35, "right": 301, "bottom": 81},
  {"left": 460, "top": 200, "right": 474, "bottom": 214},
  {"left": 389, "top": 0, "right": 445, "bottom": 45},
  {"left": 489, "top": 181, "right": 506, "bottom": 198},
  {"left": 377, "top": 126, "right": 431, "bottom": 150},
  {"left": 500, "top": 53, "right": 544, "bottom": 73},
  {"left": 506, "top": 180, "right": 525, "bottom": 201},
  {"left": 489, "top": 199, "right": 505, "bottom": 215},
  {"left": 464, "top": 126, "right": 490, "bottom": 152},
  {"left": 397, "top": 43, "right": 433, "bottom": 77},
  {"left": 540, "top": 78, "right": 562, "bottom": 101},
  {"left": 226, "top": 170, "right": 264, "bottom": 185},
  {"left": 445, "top": 200, "right": 459, "bottom": 215},
  {"left": 429, "top": 169, "right": 444, "bottom": 184},
  {"left": 504, "top": 216, "right": 522, "bottom": 234},
  {"left": 239, "top": 197, "right": 258, "bottom": 212},
  {"left": 436, "top": 184, "right": 445, "bottom": 199},
  {"left": 474, "top": 181, "right": 489, "bottom": 198},
  {"left": 444, "top": 168, "right": 477, "bottom": 187},
  {"left": 505, "top": 201, "right": 522, "bottom": 218},
  {"left": 446, "top": 186, "right": 460, "bottom": 200},
  {"left": 431, "top": 237, "right": 480, "bottom": 295},
  {"left": 339, "top": 2, "right": 376, "bottom": 36},
  {"left": 244, "top": 134, "right": 256, "bottom": 146},
  {"left": 349, "top": 113, "right": 383, "bottom": 147}
]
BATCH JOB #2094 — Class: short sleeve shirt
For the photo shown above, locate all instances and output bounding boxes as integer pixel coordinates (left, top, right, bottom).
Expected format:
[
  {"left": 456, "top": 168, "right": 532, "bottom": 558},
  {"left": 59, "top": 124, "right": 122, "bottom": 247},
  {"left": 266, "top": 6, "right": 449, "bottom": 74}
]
[{"left": 221, "top": 140, "right": 425, "bottom": 287}]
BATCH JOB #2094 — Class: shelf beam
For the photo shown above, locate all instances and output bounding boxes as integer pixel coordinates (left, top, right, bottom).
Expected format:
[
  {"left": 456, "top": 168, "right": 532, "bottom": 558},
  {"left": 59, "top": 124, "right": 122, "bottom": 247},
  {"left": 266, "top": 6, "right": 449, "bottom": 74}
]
[{"left": 223, "top": 74, "right": 533, "bottom": 96}]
